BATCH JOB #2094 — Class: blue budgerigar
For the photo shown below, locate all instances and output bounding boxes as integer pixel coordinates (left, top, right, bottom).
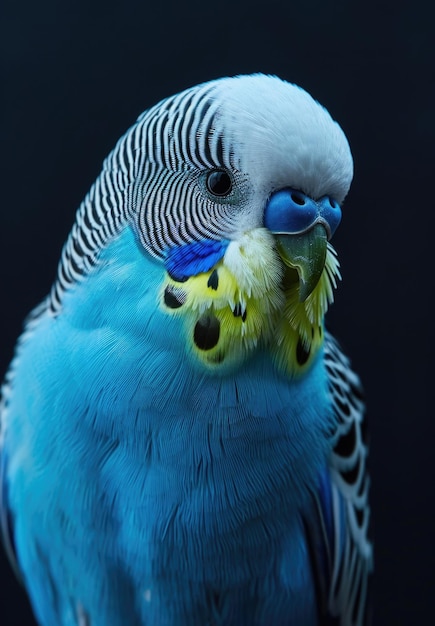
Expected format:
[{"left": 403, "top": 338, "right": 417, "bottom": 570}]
[{"left": 1, "top": 74, "right": 372, "bottom": 625}]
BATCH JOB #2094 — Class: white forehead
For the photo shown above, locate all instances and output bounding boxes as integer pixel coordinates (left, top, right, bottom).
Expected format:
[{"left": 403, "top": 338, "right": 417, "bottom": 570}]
[{"left": 209, "top": 74, "right": 353, "bottom": 203}]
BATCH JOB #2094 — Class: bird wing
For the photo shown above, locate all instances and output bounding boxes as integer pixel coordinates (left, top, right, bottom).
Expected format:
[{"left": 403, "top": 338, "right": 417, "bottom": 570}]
[
  {"left": 303, "top": 332, "right": 373, "bottom": 625},
  {"left": 0, "top": 304, "right": 47, "bottom": 582},
  {"left": 0, "top": 390, "right": 21, "bottom": 581}
]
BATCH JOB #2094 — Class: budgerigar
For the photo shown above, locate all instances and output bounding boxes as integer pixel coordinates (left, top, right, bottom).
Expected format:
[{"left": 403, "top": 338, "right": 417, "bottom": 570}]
[{"left": 1, "top": 74, "right": 372, "bottom": 626}]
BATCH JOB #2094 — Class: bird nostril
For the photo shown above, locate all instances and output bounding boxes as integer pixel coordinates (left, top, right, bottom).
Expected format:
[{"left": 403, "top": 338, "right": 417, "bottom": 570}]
[{"left": 291, "top": 192, "right": 306, "bottom": 206}]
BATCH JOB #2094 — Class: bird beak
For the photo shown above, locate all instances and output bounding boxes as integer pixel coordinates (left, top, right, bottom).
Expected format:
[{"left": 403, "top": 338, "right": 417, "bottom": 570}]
[
  {"left": 275, "top": 225, "right": 328, "bottom": 301},
  {"left": 264, "top": 188, "right": 341, "bottom": 301}
]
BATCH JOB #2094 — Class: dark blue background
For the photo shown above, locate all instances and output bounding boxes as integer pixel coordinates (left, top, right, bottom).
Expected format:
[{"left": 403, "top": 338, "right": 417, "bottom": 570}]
[{"left": 1, "top": 1, "right": 434, "bottom": 624}]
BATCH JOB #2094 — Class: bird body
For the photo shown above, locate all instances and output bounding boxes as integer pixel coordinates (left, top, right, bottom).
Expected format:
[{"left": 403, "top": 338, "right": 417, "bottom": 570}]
[{"left": 1, "top": 74, "right": 372, "bottom": 625}]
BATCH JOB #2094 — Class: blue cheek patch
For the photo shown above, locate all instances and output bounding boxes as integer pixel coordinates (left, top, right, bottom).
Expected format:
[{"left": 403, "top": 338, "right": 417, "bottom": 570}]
[{"left": 164, "top": 239, "right": 230, "bottom": 281}]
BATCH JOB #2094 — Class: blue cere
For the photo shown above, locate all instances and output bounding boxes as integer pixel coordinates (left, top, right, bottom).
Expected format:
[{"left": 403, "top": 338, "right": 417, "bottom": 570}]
[
  {"left": 164, "top": 239, "right": 230, "bottom": 281},
  {"left": 264, "top": 188, "right": 342, "bottom": 239}
]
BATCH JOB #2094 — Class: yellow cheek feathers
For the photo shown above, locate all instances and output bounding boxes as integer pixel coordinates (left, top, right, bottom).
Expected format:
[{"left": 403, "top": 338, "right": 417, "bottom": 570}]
[{"left": 160, "top": 230, "right": 340, "bottom": 375}]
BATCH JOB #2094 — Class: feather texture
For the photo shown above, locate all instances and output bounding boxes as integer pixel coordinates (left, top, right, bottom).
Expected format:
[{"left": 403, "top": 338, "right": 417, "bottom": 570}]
[{"left": 1, "top": 74, "right": 370, "bottom": 625}]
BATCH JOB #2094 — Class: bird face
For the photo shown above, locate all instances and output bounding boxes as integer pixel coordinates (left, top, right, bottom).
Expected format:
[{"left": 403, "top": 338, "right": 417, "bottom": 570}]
[{"left": 139, "top": 75, "right": 353, "bottom": 375}]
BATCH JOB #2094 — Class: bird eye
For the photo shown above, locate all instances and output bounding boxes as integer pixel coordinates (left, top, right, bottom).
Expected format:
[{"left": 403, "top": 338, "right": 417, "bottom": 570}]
[{"left": 206, "top": 169, "right": 233, "bottom": 197}]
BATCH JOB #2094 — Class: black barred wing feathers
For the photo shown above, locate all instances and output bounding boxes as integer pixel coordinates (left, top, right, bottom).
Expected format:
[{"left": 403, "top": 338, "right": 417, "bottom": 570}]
[{"left": 305, "top": 333, "right": 373, "bottom": 625}]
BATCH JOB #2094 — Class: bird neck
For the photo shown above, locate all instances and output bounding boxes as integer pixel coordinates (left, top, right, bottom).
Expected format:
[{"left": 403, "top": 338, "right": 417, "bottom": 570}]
[{"left": 54, "top": 226, "right": 335, "bottom": 483}]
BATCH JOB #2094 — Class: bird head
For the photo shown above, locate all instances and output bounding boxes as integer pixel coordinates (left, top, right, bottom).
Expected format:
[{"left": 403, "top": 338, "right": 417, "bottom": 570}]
[
  {"left": 54, "top": 74, "right": 352, "bottom": 376},
  {"left": 130, "top": 75, "right": 352, "bottom": 373}
]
